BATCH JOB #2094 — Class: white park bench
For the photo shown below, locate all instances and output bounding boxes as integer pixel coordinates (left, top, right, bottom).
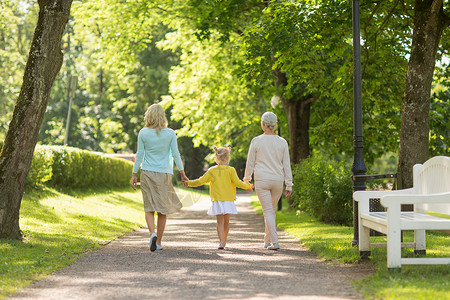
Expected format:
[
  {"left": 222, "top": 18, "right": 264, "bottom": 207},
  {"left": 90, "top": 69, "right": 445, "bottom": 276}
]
[{"left": 353, "top": 156, "right": 450, "bottom": 271}]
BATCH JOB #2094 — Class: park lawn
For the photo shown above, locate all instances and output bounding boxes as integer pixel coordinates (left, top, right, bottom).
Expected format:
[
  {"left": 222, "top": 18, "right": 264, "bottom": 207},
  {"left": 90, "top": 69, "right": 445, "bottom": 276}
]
[
  {"left": 2, "top": 186, "right": 447, "bottom": 299},
  {"left": 0, "top": 187, "right": 147, "bottom": 299},
  {"left": 251, "top": 196, "right": 450, "bottom": 300}
]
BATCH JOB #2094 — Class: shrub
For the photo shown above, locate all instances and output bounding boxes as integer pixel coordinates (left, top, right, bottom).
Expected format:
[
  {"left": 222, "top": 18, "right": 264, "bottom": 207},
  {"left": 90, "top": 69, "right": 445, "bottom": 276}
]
[
  {"left": 2, "top": 143, "right": 132, "bottom": 189},
  {"left": 48, "top": 146, "right": 133, "bottom": 188},
  {"left": 26, "top": 145, "right": 54, "bottom": 188},
  {"left": 1, "top": 145, "right": 134, "bottom": 189},
  {"left": 291, "top": 156, "right": 353, "bottom": 226},
  {"left": 1, "top": 141, "right": 54, "bottom": 189}
]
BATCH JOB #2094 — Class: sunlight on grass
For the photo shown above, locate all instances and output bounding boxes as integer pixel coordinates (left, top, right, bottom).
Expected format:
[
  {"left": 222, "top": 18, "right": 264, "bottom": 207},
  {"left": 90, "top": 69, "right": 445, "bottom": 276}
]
[
  {"left": 251, "top": 196, "right": 361, "bottom": 263},
  {"left": 251, "top": 195, "right": 450, "bottom": 300},
  {"left": 0, "top": 187, "right": 146, "bottom": 299},
  {"left": 2, "top": 187, "right": 448, "bottom": 300}
]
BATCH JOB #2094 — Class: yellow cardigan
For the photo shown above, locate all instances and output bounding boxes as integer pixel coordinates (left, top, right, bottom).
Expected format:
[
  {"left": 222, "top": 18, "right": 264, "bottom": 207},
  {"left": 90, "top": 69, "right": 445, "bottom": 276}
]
[{"left": 188, "top": 165, "right": 252, "bottom": 201}]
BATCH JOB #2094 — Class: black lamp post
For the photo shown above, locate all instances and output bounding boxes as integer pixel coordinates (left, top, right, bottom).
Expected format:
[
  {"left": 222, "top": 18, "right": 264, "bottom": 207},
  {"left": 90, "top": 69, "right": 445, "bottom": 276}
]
[{"left": 351, "top": 0, "right": 367, "bottom": 246}]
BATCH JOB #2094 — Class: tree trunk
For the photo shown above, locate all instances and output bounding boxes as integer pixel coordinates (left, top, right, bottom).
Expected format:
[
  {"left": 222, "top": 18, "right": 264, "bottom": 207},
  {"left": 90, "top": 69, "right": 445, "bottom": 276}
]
[
  {"left": 397, "top": 0, "right": 449, "bottom": 189},
  {"left": 282, "top": 97, "right": 311, "bottom": 164},
  {"left": 0, "top": 0, "right": 72, "bottom": 239},
  {"left": 272, "top": 67, "right": 312, "bottom": 164}
]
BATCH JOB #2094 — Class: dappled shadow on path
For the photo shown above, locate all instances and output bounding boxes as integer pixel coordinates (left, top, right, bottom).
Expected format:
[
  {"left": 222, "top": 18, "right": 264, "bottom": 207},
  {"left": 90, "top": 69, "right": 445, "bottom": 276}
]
[{"left": 11, "top": 195, "right": 369, "bottom": 300}]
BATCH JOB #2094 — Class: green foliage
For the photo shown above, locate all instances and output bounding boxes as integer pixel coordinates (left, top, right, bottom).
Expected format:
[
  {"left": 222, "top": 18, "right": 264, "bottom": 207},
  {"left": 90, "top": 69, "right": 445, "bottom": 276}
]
[
  {"left": 18, "top": 145, "right": 133, "bottom": 189},
  {"left": 291, "top": 156, "right": 353, "bottom": 226},
  {"left": 37, "top": 22, "right": 178, "bottom": 153},
  {"left": 252, "top": 197, "right": 450, "bottom": 299},
  {"left": 160, "top": 29, "right": 263, "bottom": 157},
  {"left": 429, "top": 82, "right": 450, "bottom": 157},
  {"left": 48, "top": 146, "right": 132, "bottom": 189},
  {"left": 241, "top": 0, "right": 408, "bottom": 163},
  {"left": 2, "top": 0, "right": 449, "bottom": 176},
  {"left": 253, "top": 197, "right": 361, "bottom": 263},
  {"left": 0, "top": 0, "right": 38, "bottom": 140},
  {"left": 0, "top": 187, "right": 145, "bottom": 298},
  {"left": 25, "top": 145, "right": 54, "bottom": 189},
  {"left": 180, "top": 0, "right": 264, "bottom": 42},
  {"left": 72, "top": 0, "right": 155, "bottom": 74},
  {"left": 33, "top": 2, "right": 181, "bottom": 154}
]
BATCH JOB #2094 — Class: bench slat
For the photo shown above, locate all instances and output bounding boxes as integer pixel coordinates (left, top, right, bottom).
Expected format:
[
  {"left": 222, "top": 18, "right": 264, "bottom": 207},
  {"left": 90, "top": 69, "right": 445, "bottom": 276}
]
[
  {"left": 361, "top": 218, "right": 388, "bottom": 234},
  {"left": 354, "top": 156, "right": 450, "bottom": 270},
  {"left": 362, "top": 212, "right": 450, "bottom": 230},
  {"left": 401, "top": 258, "right": 450, "bottom": 265},
  {"left": 370, "top": 242, "right": 415, "bottom": 248}
]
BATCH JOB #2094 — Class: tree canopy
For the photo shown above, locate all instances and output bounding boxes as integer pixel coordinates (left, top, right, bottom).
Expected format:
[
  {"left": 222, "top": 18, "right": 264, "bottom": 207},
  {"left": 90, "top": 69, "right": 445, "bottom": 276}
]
[
  {"left": 1, "top": 0, "right": 449, "bottom": 163},
  {"left": 1, "top": 0, "right": 449, "bottom": 240}
]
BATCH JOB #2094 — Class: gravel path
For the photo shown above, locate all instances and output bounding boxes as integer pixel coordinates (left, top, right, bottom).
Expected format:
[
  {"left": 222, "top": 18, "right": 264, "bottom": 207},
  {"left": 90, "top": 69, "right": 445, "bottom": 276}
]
[{"left": 10, "top": 192, "right": 373, "bottom": 300}]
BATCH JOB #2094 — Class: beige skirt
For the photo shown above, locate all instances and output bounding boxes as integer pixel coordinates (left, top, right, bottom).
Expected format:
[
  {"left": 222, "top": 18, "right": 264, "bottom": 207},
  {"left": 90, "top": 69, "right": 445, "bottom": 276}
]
[{"left": 140, "top": 170, "right": 182, "bottom": 215}]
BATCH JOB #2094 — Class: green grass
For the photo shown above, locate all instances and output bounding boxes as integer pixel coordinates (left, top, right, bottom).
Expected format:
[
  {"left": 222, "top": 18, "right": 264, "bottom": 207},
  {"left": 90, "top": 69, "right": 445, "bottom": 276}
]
[
  {"left": 251, "top": 196, "right": 450, "bottom": 300},
  {"left": 2, "top": 186, "right": 448, "bottom": 300},
  {"left": 0, "top": 186, "right": 147, "bottom": 299},
  {"left": 0, "top": 185, "right": 209, "bottom": 299}
]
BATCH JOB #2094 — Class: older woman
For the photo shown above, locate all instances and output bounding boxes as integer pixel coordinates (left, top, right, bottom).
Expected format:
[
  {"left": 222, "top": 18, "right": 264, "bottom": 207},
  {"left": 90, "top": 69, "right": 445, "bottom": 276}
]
[
  {"left": 244, "top": 112, "right": 292, "bottom": 250},
  {"left": 131, "top": 103, "right": 189, "bottom": 252}
]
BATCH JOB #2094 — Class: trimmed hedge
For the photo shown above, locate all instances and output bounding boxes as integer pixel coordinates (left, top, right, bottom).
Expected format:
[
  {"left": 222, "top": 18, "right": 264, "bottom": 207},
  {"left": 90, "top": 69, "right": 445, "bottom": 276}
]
[
  {"left": 291, "top": 156, "right": 353, "bottom": 226},
  {"left": 1, "top": 141, "right": 133, "bottom": 189},
  {"left": 47, "top": 146, "right": 133, "bottom": 188},
  {"left": 26, "top": 145, "right": 54, "bottom": 188}
]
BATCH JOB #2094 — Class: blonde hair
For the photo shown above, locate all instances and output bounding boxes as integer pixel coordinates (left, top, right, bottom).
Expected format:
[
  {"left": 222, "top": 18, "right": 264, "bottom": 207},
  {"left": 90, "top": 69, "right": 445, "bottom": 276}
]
[
  {"left": 261, "top": 111, "right": 278, "bottom": 130},
  {"left": 144, "top": 103, "right": 168, "bottom": 134},
  {"left": 214, "top": 146, "right": 231, "bottom": 164}
]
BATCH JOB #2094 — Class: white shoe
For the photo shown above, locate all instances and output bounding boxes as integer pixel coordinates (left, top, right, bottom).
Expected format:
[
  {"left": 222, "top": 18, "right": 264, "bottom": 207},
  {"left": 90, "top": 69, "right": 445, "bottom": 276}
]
[
  {"left": 156, "top": 244, "right": 163, "bottom": 250},
  {"left": 149, "top": 233, "right": 157, "bottom": 252},
  {"left": 267, "top": 243, "right": 280, "bottom": 250},
  {"left": 264, "top": 242, "right": 271, "bottom": 248}
]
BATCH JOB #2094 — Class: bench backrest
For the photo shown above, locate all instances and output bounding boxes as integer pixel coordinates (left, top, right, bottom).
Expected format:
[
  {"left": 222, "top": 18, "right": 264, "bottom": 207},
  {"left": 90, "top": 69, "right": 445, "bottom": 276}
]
[{"left": 414, "top": 156, "right": 450, "bottom": 214}]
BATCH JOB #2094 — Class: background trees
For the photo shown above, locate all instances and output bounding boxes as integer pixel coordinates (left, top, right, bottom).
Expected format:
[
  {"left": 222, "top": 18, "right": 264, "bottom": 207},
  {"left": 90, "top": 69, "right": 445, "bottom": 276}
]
[
  {"left": 172, "top": 0, "right": 407, "bottom": 164},
  {"left": 159, "top": 29, "right": 262, "bottom": 156},
  {"left": 168, "top": 0, "right": 449, "bottom": 175},
  {"left": 397, "top": 0, "right": 450, "bottom": 188},
  {"left": 2, "top": 0, "right": 447, "bottom": 164},
  {"left": 0, "top": 0, "right": 38, "bottom": 141},
  {"left": 0, "top": 0, "right": 73, "bottom": 239},
  {"left": 0, "top": 0, "right": 449, "bottom": 238}
]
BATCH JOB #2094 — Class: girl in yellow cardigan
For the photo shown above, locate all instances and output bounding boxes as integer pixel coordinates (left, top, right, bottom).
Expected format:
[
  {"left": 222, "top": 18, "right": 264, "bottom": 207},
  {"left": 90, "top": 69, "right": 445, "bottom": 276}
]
[{"left": 186, "top": 146, "right": 253, "bottom": 249}]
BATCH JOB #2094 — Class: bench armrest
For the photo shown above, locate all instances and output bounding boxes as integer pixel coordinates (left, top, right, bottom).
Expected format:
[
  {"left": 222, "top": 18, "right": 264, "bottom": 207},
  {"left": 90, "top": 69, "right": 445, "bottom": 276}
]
[
  {"left": 381, "top": 192, "right": 450, "bottom": 208},
  {"left": 353, "top": 188, "right": 414, "bottom": 214}
]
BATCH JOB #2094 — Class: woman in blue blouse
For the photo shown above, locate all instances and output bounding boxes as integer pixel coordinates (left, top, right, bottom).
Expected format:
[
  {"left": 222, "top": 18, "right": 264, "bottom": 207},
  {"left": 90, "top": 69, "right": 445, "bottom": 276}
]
[{"left": 131, "top": 103, "right": 189, "bottom": 252}]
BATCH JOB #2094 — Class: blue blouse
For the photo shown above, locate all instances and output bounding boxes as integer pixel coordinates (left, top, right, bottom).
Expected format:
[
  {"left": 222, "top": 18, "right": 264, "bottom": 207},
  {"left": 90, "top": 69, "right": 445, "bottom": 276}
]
[{"left": 133, "top": 127, "right": 184, "bottom": 174}]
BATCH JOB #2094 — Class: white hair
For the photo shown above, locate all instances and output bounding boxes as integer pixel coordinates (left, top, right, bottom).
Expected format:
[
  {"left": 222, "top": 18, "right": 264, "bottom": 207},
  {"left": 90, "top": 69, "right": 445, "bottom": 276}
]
[{"left": 261, "top": 112, "right": 278, "bottom": 130}]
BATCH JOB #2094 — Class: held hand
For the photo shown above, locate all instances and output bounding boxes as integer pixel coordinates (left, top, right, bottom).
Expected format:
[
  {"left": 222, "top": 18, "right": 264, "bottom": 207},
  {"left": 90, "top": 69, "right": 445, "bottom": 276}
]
[
  {"left": 130, "top": 174, "right": 138, "bottom": 191},
  {"left": 285, "top": 190, "right": 292, "bottom": 198},
  {"left": 246, "top": 183, "right": 254, "bottom": 193},
  {"left": 180, "top": 170, "right": 189, "bottom": 183},
  {"left": 180, "top": 170, "right": 189, "bottom": 187}
]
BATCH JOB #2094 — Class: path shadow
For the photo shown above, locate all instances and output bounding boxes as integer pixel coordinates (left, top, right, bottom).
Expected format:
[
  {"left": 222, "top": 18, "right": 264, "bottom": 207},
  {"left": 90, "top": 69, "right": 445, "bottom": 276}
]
[{"left": 10, "top": 195, "right": 369, "bottom": 300}]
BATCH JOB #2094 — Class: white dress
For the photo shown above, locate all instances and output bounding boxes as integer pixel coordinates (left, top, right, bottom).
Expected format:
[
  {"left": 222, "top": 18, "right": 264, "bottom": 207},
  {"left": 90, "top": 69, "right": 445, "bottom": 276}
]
[{"left": 207, "top": 201, "right": 237, "bottom": 216}]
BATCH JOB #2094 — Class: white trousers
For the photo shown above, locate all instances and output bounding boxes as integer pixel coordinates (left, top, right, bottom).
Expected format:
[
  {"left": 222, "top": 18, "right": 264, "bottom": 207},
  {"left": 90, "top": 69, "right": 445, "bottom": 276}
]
[{"left": 255, "top": 179, "right": 284, "bottom": 244}]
